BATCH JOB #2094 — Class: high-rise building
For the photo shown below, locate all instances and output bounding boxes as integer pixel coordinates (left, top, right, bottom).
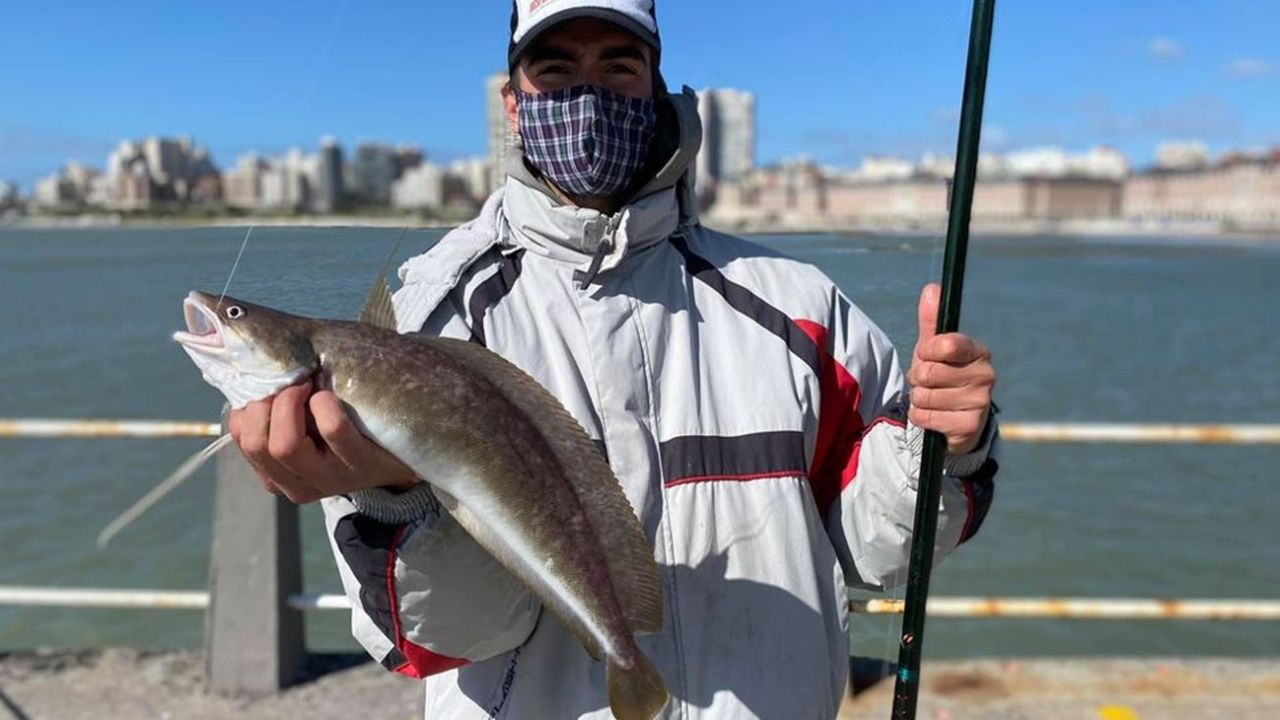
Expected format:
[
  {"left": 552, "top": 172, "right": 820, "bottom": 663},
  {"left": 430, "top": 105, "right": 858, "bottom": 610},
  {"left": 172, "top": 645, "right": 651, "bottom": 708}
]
[
  {"left": 396, "top": 145, "right": 425, "bottom": 176},
  {"left": 696, "top": 88, "right": 757, "bottom": 206},
  {"left": 315, "top": 137, "right": 345, "bottom": 213},
  {"left": 260, "top": 149, "right": 314, "bottom": 211},
  {"left": 0, "top": 181, "right": 19, "bottom": 211},
  {"left": 352, "top": 142, "right": 399, "bottom": 205},
  {"left": 144, "top": 137, "right": 187, "bottom": 187},
  {"left": 487, "top": 72, "right": 514, "bottom": 194},
  {"left": 223, "top": 153, "right": 266, "bottom": 210},
  {"left": 33, "top": 163, "right": 99, "bottom": 209}
]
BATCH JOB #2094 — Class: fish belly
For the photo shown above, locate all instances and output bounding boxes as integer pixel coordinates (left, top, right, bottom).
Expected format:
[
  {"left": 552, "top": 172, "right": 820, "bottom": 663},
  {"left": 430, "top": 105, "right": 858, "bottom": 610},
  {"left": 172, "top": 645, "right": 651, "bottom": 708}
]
[{"left": 355, "top": 402, "right": 634, "bottom": 665}]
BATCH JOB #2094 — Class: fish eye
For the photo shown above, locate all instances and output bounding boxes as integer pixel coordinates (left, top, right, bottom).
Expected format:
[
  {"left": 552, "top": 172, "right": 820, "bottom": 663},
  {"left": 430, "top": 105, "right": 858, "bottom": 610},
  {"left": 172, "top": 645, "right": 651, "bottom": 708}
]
[{"left": 226, "top": 305, "right": 246, "bottom": 320}]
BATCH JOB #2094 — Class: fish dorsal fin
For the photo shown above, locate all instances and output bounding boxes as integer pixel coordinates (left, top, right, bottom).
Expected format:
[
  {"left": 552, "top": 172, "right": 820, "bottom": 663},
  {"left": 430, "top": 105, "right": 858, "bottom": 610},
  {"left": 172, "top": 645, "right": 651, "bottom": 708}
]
[
  {"left": 426, "top": 337, "right": 665, "bottom": 635},
  {"left": 359, "top": 228, "right": 408, "bottom": 330}
]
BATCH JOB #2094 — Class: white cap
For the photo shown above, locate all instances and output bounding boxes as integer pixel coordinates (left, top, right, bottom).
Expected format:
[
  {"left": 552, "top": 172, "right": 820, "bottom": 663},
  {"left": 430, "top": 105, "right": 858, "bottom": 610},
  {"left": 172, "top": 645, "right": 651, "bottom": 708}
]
[{"left": 508, "top": 0, "right": 661, "bottom": 67}]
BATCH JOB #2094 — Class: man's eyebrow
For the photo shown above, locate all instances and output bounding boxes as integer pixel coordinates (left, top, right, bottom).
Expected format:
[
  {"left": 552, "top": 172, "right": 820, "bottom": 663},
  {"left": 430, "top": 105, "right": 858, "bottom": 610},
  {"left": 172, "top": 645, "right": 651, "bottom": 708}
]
[
  {"left": 600, "top": 45, "right": 648, "bottom": 63},
  {"left": 524, "top": 45, "right": 577, "bottom": 64}
]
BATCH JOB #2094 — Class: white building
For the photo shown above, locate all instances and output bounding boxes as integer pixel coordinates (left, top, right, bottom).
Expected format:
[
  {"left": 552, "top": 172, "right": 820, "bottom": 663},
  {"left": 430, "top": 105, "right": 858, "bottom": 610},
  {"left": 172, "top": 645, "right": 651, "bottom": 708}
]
[
  {"left": 855, "top": 156, "right": 915, "bottom": 183},
  {"left": 979, "top": 146, "right": 1131, "bottom": 180},
  {"left": 1155, "top": 141, "right": 1211, "bottom": 171},
  {"left": 449, "top": 157, "right": 492, "bottom": 204},
  {"left": 697, "top": 88, "right": 757, "bottom": 204},
  {"left": 260, "top": 149, "right": 315, "bottom": 211},
  {"left": 488, "top": 72, "right": 513, "bottom": 195},
  {"left": 223, "top": 153, "right": 266, "bottom": 209},
  {"left": 392, "top": 163, "right": 447, "bottom": 211},
  {"left": 33, "top": 163, "right": 99, "bottom": 209}
]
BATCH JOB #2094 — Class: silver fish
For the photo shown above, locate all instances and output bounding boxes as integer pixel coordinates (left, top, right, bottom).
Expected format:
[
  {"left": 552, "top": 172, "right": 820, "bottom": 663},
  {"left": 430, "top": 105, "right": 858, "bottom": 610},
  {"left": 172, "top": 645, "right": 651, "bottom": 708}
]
[{"left": 173, "top": 288, "right": 668, "bottom": 720}]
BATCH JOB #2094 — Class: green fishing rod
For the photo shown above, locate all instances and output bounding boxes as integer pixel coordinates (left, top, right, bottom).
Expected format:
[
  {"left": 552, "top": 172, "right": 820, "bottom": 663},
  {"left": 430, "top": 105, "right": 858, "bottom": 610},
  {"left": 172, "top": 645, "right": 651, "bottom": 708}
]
[{"left": 890, "top": 0, "right": 997, "bottom": 718}]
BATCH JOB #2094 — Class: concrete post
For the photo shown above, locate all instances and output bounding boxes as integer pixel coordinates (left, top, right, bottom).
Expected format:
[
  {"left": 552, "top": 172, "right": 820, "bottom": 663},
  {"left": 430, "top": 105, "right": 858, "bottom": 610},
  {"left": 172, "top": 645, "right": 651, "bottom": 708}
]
[{"left": 204, "top": 415, "right": 306, "bottom": 695}]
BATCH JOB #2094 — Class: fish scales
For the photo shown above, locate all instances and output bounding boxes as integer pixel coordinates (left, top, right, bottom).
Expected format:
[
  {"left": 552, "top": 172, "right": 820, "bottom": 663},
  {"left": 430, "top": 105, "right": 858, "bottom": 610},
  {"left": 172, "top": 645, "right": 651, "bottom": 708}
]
[
  {"left": 172, "top": 291, "right": 669, "bottom": 720},
  {"left": 313, "top": 323, "right": 632, "bottom": 662}
]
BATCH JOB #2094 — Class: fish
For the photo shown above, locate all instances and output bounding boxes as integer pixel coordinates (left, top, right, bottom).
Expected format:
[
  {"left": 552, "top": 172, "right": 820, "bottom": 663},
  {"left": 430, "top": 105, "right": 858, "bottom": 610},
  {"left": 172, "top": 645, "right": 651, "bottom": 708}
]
[{"left": 171, "top": 284, "right": 668, "bottom": 720}]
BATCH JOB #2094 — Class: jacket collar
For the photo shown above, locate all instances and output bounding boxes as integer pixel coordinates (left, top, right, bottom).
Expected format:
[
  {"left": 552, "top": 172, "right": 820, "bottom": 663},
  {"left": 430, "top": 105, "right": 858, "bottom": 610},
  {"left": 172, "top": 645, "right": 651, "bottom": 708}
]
[
  {"left": 498, "top": 86, "right": 704, "bottom": 284},
  {"left": 503, "top": 176, "right": 680, "bottom": 279}
]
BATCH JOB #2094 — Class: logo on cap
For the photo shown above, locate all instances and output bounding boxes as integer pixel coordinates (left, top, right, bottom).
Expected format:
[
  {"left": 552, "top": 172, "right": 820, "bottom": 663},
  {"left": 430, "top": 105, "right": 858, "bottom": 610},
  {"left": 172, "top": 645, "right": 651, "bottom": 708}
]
[{"left": 530, "top": 0, "right": 561, "bottom": 12}]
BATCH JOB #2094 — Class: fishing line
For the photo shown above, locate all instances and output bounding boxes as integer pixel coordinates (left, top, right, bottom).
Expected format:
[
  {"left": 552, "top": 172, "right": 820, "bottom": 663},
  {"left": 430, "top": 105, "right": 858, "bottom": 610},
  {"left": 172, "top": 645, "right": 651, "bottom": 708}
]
[{"left": 216, "top": 226, "right": 254, "bottom": 312}]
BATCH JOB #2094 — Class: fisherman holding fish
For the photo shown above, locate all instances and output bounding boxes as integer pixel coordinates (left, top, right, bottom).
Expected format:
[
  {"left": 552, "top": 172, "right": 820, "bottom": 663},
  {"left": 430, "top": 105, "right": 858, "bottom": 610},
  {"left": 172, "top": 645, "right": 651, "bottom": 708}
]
[{"left": 225, "top": 2, "right": 1000, "bottom": 718}]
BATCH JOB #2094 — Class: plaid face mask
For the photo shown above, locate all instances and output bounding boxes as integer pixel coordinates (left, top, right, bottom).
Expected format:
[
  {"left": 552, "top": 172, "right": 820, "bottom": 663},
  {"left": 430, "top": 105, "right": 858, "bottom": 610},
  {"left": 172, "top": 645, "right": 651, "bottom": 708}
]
[{"left": 516, "top": 84, "right": 658, "bottom": 198}]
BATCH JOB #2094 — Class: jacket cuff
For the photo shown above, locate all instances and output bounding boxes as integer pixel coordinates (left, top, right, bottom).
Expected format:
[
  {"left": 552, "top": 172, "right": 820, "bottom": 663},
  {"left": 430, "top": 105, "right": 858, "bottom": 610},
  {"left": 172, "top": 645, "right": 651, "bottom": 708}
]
[
  {"left": 347, "top": 482, "right": 441, "bottom": 524},
  {"left": 905, "top": 411, "right": 999, "bottom": 478}
]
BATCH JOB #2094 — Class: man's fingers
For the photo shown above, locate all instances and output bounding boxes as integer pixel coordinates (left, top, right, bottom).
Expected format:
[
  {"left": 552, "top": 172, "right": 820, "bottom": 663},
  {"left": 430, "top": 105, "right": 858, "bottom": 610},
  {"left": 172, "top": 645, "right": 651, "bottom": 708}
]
[
  {"left": 309, "top": 391, "right": 366, "bottom": 470},
  {"left": 908, "top": 406, "right": 985, "bottom": 454},
  {"left": 908, "top": 360, "right": 997, "bottom": 390},
  {"left": 233, "top": 396, "right": 312, "bottom": 496},
  {"left": 236, "top": 399, "right": 273, "bottom": 464},
  {"left": 915, "top": 283, "right": 941, "bottom": 353},
  {"left": 915, "top": 334, "right": 990, "bottom": 365},
  {"left": 911, "top": 385, "right": 992, "bottom": 412},
  {"left": 268, "top": 382, "right": 320, "bottom": 471}
]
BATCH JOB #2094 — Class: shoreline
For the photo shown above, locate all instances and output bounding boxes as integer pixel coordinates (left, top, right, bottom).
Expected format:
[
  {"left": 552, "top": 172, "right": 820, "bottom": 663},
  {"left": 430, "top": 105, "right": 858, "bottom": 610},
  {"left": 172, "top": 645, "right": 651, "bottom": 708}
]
[{"left": 3, "top": 214, "right": 1278, "bottom": 243}]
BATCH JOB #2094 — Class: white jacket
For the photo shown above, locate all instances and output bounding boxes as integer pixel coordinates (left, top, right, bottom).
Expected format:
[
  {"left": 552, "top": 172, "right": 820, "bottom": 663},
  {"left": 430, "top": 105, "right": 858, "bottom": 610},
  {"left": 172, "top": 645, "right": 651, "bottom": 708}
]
[{"left": 321, "top": 89, "right": 998, "bottom": 720}]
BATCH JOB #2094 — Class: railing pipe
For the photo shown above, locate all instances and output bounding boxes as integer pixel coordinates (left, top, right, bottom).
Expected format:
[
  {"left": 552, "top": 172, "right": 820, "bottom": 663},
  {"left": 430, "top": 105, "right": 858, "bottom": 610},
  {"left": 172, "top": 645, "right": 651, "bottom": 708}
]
[
  {"left": 6, "top": 419, "right": 1280, "bottom": 444},
  {"left": 5, "top": 587, "right": 1279, "bottom": 621}
]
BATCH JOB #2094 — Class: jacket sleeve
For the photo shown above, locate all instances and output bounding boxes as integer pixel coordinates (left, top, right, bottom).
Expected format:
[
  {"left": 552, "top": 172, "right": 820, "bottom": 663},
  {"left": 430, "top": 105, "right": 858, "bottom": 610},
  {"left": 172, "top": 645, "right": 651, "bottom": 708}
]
[
  {"left": 320, "top": 278, "right": 541, "bottom": 678},
  {"left": 808, "top": 291, "right": 999, "bottom": 592}
]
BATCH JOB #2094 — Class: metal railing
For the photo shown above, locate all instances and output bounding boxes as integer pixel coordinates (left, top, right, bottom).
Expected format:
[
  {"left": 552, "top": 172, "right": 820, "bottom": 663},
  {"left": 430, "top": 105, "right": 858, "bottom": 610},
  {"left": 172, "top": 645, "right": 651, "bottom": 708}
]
[
  {"left": 5, "top": 418, "right": 1280, "bottom": 444},
  {"left": 2, "top": 417, "right": 1278, "bottom": 694},
  {"left": 4, "top": 587, "right": 1279, "bottom": 621}
]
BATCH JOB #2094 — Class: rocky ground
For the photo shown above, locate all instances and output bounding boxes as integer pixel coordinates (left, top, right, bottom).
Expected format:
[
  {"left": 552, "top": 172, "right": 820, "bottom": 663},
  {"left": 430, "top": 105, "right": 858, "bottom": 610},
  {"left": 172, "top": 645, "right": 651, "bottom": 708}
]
[
  {"left": 0, "top": 649, "right": 420, "bottom": 720},
  {"left": 0, "top": 649, "right": 1277, "bottom": 719},
  {"left": 840, "top": 657, "right": 1280, "bottom": 719}
]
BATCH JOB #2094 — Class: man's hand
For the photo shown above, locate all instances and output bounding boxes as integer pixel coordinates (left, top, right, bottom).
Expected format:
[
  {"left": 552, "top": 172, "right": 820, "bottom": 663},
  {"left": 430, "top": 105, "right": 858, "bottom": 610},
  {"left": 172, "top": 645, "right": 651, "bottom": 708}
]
[
  {"left": 906, "top": 283, "right": 997, "bottom": 455},
  {"left": 228, "top": 380, "right": 419, "bottom": 504}
]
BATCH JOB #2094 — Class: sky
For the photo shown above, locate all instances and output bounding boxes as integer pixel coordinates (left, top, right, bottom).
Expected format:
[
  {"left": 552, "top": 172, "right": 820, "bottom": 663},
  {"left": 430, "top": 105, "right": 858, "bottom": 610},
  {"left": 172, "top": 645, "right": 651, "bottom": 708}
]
[{"left": 1, "top": 0, "right": 1277, "bottom": 188}]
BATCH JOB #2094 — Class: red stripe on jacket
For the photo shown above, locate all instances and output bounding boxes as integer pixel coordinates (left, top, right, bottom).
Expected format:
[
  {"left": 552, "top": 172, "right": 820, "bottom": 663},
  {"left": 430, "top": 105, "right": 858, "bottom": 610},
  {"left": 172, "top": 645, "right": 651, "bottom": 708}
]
[
  {"left": 386, "top": 526, "right": 470, "bottom": 679},
  {"left": 794, "top": 320, "right": 866, "bottom": 516}
]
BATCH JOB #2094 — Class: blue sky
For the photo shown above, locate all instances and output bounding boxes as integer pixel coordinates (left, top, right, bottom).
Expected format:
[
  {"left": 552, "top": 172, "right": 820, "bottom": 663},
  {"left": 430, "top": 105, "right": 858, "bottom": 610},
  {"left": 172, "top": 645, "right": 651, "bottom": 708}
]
[{"left": 1, "top": 0, "right": 1277, "bottom": 188}]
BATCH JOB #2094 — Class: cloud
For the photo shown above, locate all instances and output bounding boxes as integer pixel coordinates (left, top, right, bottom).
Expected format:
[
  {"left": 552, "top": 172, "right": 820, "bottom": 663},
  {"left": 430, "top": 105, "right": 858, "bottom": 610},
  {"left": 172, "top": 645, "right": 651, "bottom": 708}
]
[
  {"left": 1012, "top": 93, "right": 1243, "bottom": 146},
  {"left": 982, "top": 124, "right": 1010, "bottom": 149},
  {"left": 930, "top": 108, "right": 960, "bottom": 125},
  {"left": 1226, "top": 58, "right": 1274, "bottom": 78},
  {"left": 1148, "top": 37, "right": 1184, "bottom": 61}
]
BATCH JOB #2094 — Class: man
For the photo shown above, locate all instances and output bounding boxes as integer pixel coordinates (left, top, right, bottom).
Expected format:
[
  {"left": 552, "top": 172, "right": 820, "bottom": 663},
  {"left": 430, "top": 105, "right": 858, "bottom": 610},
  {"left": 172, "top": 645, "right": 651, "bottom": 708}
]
[{"left": 229, "top": 2, "right": 999, "bottom": 718}]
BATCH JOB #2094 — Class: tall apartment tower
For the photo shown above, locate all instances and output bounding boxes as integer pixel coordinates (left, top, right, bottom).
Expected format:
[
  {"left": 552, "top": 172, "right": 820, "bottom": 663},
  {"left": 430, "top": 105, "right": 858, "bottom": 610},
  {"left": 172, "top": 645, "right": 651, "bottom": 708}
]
[
  {"left": 488, "top": 72, "right": 514, "bottom": 194},
  {"left": 315, "top": 137, "right": 345, "bottom": 213},
  {"left": 696, "top": 88, "right": 757, "bottom": 207}
]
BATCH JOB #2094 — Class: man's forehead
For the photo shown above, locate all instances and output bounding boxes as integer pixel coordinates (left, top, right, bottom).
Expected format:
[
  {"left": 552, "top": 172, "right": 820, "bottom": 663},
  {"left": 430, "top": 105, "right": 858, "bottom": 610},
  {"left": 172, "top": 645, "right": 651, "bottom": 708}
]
[{"left": 525, "top": 17, "right": 650, "bottom": 57}]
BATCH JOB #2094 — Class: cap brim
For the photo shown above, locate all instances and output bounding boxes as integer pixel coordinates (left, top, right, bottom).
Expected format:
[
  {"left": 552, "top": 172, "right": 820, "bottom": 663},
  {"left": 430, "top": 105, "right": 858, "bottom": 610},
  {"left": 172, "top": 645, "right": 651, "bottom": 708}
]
[{"left": 510, "top": 8, "right": 660, "bottom": 67}]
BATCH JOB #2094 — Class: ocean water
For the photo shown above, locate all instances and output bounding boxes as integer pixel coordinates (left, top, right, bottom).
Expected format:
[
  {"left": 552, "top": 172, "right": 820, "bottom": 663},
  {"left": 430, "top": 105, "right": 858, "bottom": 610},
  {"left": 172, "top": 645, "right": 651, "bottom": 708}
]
[{"left": 0, "top": 226, "right": 1277, "bottom": 660}]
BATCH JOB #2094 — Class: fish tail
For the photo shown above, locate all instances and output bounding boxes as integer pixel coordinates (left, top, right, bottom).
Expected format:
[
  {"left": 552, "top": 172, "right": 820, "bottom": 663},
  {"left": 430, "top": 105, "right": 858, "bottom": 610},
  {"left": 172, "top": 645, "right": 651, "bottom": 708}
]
[{"left": 606, "top": 649, "right": 668, "bottom": 720}]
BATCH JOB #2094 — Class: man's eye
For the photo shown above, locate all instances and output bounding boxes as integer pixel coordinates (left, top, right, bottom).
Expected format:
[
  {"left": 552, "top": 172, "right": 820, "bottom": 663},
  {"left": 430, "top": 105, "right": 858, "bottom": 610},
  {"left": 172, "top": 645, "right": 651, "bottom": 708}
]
[
  {"left": 607, "top": 64, "right": 639, "bottom": 76},
  {"left": 539, "top": 64, "right": 571, "bottom": 75}
]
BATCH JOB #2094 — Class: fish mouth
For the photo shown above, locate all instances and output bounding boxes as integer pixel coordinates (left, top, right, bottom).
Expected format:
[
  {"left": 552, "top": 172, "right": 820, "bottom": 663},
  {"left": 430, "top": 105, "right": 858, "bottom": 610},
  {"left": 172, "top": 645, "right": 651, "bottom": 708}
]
[{"left": 173, "top": 293, "right": 225, "bottom": 353}]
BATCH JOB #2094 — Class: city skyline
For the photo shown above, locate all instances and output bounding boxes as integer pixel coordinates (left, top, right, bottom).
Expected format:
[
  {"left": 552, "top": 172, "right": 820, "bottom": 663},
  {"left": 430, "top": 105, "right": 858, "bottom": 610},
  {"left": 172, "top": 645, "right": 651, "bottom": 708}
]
[{"left": 2, "top": 1, "right": 1277, "bottom": 190}]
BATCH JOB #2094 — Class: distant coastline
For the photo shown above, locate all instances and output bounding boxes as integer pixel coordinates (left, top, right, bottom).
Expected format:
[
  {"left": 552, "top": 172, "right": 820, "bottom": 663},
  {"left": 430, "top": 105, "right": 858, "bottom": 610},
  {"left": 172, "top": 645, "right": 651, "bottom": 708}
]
[{"left": 4, "top": 212, "right": 1277, "bottom": 245}]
